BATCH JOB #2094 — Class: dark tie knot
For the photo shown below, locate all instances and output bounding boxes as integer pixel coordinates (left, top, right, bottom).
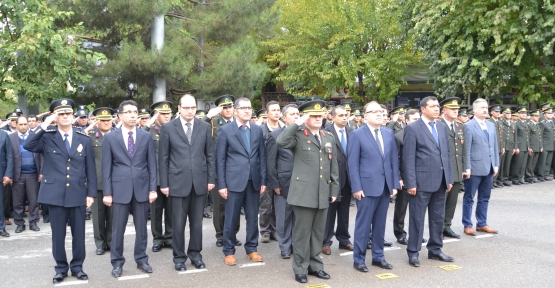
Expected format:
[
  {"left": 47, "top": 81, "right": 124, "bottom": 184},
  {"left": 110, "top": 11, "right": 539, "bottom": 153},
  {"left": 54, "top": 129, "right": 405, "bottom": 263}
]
[
  {"left": 428, "top": 122, "right": 435, "bottom": 127},
  {"left": 241, "top": 125, "right": 247, "bottom": 130},
  {"left": 128, "top": 131, "right": 133, "bottom": 136},
  {"left": 64, "top": 133, "right": 69, "bottom": 138},
  {"left": 186, "top": 123, "right": 191, "bottom": 128}
]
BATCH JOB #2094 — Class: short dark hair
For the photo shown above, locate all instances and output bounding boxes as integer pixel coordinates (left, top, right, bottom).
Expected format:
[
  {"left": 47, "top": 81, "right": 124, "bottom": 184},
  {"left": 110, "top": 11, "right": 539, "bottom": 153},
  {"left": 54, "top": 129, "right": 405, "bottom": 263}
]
[
  {"left": 330, "top": 105, "right": 345, "bottom": 116},
  {"left": 234, "top": 97, "right": 250, "bottom": 108},
  {"left": 405, "top": 109, "right": 420, "bottom": 120},
  {"left": 420, "top": 96, "right": 438, "bottom": 108},
  {"left": 16, "top": 116, "right": 27, "bottom": 124},
  {"left": 27, "top": 114, "right": 37, "bottom": 120},
  {"left": 282, "top": 104, "right": 298, "bottom": 116},
  {"left": 266, "top": 100, "right": 279, "bottom": 111},
  {"left": 118, "top": 100, "right": 138, "bottom": 113}
]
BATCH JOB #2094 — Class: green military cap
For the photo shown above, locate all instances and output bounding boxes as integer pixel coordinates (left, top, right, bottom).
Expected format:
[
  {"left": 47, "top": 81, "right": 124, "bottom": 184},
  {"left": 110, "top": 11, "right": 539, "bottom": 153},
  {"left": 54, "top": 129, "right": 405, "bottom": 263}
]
[
  {"left": 489, "top": 105, "right": 502, "bottom": 112},
  {"left": 440, "top": 97, "right": 461, "bottom": 109},
  {"left": 344, "top": 103, "right": 352, "bottom": 111},
  {"left": 530, "top": 109, "right": 541, "bottom": 116},
  {"left": 467, "top": 108, "right": 474, "bottom": 115},
  {"left": 257, "top": 109, "right": 267, "bottom": 118},
  {"left": 543, "top": 108, "right": 553, "bottom": 114},
  {"left": 150, "top": 101, "right": 173, "bottom": 114},
  {"left": 214, "top": 94, "right": 235, "bottom": 107},
  {"left": 195, "top": 110, "right": 207, "bottom": 119},
  {"left": 502, "top": 107, "right": 512, "bottom": 114},
  {"left": 49, "top": 98, "right": 75, "bottom": 114},
  {"left": 390, "top": 106, "right": 407, "bottom": 115},
  {"left": 353, "top": 109, "right": 362, "bottom": 116},
  {"left": 138, "top": 108, "right": 151, "bottom": 119},
  {"left": 299, "top": 100, "right": 326, "bottom": 116},
  {"left": 511, "top": 109, "right": 518, "bottom": 116},
  {"left": 458, "top": 108, "right": 468, "bottom": 116},
  {"left": 516, "top": 106, "right": 528, "bottom": 113},
  {"left": 6, "top": 112, "right": 18, "bottom": 120},
  {"left": 92, "top": 107, "right": 114, "bottom": 120},
  {"left": 540, "top": 102, "right": 551, "bottom": 110}
]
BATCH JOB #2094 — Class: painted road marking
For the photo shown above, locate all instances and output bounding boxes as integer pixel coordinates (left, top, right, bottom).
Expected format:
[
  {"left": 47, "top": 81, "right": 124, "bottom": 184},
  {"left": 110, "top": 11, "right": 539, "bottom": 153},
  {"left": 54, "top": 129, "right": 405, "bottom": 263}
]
[
  {"left": 54, "top": 280, "right": 88, "bottom": 287},
  {"left": 306, "top": 284, "right": 331, "bottom": 288},
  {"left": 475, "top": 234, "right": 494, "bottom": 239},
  {"left": 179, "top": 269, "right": 208, "bottom": 275},
  {"left": 239, "top": 262, "right": 265, "bottom": 268},
  {"left": 118, "top": 274, "right": 149, "bottom": 281},
  {"left": 375, "top": 273, "right": 398, "bottom": 280},
  {"left": 340, "top": 246, "right": 401, "bottom": 257},
  {"left": 443, "top": 239, "right": 461, "bottom": 243},
  {"left": 439, "top": 264, "right": 461, "bottom": 271}
]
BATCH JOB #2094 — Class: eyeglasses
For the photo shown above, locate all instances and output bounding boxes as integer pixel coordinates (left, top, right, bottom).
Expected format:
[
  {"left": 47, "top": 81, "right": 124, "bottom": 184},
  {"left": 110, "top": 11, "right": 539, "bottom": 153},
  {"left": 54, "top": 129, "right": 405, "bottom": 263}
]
[
  {"left": 365, "top": 110, "right": 385, "bottom": 115},
  {"left": 236, "top": 107, "right": 253, "bottom": 111},
  {"left": 121, "top": 110, "right": 138, "bottom": 115},
  {"left": 180, "top": 106, "right": 197, "bottom": 111}
]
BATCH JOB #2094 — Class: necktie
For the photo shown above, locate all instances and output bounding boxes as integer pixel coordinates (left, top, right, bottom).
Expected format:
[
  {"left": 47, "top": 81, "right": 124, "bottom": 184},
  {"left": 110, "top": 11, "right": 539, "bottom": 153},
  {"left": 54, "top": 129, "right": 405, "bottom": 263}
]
[
  {"left": 314, "top": 133, "right": 321, "bottom": 147},
  {"left": 428, "top": 122, "right": 440, "bottom": 147},
  {"left": 128, "top": 131, "right": 135, "bottom": 157},
  {"left": 240, "top": 125, "right": 250, "bottom": 153},
  {"left": 339, "top": 129, "right": 347, "bottom": 154},
  {"left": 374, "top": 129, "right": 383, "bottom": 156},
  {"left": 63, "top": 133, "right": 70, "bottom": 153},
  {"left": 185, "top": 123, "right": 192, "bottom": 143},
  {"left": 451, "top": 123, "right": 455, "bottom": 135}
]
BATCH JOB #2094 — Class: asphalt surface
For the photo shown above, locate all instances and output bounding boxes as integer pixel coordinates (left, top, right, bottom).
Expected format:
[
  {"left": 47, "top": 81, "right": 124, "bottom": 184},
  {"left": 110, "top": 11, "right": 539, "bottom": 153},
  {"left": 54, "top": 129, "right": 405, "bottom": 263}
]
[{"left": 1, "top": 181, "right": 554, "bottom": 288}]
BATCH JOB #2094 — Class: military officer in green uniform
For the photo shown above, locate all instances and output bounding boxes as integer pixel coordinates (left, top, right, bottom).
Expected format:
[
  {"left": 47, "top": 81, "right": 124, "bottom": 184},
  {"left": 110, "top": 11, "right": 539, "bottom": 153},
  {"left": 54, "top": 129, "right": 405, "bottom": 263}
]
[
  {"left": 348, "top": 109, "right": 362, "bottom": 130},
  {"left": 525, "top": 110, "right": 542, "bottom": 183},
  {"left": 89, "top": 107, "right": 115, "bottom": 255},
  {"left": 500, "top": 107, "right": 517, "bottom": 186},
  {"left": 386, "top": 107, "right": 406, "bottom": 134},
  {"left": 536, "top": 108, "right": 554, "bottom": 181},
  {"left": 138, "top": 108, "right": 150, "bottom": 128},
  {"left": 276, "top": 100, "right": 339, "bottom": 284},
  {"left": 456, "top": 108, "right": 468, "bottom": 124},
  {"left": 203, "top": 95, "right": 241, "bottom": 247},
  {"left": 510, "top": 107, "right": 530, "bottom": 185},
  {"left": 439, "top": 98, "right": 466, "bottom": 238},
  {"left": 489, "top": 105, "right": 505, "bottom": 188},
  {"left": 539, "top": 102, "right": 551, "bottom": 121},
  {"left": 144, "top": 101, "right": 173, "bottom": 251},
  {"left": 195, "top": 110, "right": 207, "bottom": 120}
]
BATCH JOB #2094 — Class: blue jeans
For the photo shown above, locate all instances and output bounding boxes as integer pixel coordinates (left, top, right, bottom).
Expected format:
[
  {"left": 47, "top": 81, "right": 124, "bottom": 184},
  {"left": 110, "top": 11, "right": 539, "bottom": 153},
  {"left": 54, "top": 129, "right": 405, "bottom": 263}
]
[{"left": 462, "top": 171, "right": 493, "bottom": 228}]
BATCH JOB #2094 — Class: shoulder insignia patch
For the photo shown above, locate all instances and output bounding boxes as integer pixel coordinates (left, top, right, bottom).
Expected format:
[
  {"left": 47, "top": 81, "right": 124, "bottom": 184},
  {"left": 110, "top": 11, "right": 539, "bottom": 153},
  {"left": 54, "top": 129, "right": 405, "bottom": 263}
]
[{"left": 76, "top": 130, "right": 90, "bottom": 137}]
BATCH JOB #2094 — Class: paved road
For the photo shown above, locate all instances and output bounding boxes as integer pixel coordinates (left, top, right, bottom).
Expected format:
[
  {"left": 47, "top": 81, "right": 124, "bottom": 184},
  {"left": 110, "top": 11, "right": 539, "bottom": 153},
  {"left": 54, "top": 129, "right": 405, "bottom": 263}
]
[{"left": 1, "top": 182, "right": 554, "bottom": 287}]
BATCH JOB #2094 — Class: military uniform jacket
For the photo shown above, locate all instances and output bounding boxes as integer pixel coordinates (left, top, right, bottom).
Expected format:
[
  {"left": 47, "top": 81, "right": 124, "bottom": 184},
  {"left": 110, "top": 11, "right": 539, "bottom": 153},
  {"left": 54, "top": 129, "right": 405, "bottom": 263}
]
[
  {"left": 441, "top": 119, "right": 465, "bottom": 183},
  {"left": 501, "top": 120, "right": 517, "bottom": 151},
  {"left": 276, "top": 124, "right": 340, "bottom": 209},
  {"left": 527, "top": 120, "right": 542, "bottom": 152},
  {"left": 539, "top": 120, "right": 555, "bottom": 151},
  {"left": 89, "top": 128, "right": 113, "bottom": 190},
  {"left": 143, "top": 122, "right": 161, "bottom": 184},
  {"left": 489, "top": 119, "right": 505, "bottom": 151},
  {"left": 348, "top": 121, "right": 361, "bottom": 130},
  {"left": 203, "top": 116, "right": 233, "bottom": 151},
  {"left": 515, "top": 120, "right": 530, "bottom": 151},
  {"left": 24, "top": 127, "right": 97, "bottom": 207},
  {"left": 386, "top": 121, "right": 405, "bottom": 135}
]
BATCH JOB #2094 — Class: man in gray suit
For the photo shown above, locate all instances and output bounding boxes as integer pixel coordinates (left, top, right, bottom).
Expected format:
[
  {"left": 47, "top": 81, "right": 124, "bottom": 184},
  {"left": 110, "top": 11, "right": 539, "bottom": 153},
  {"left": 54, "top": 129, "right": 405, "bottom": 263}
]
[
  {"left": 403, "top": 96, "right": 454, "bottom": 267},
  {"left": 462, "top": 98, "right": 500, "bottom": 236},
  {"left": 0, "top": 129, "right": 13, "bottom": 237},
  {"left": 158, "top": 95, "right": 216, "bottom": 271}
]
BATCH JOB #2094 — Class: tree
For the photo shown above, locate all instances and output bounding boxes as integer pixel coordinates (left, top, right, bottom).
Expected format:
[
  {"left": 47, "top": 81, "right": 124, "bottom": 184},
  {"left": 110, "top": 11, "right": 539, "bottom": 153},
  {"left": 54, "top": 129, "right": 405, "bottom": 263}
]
[
  {"left": 264, "top": 0, "right": 417, "bottom": 102},
  {"left": 0, "top": 0, "right": 106, "bottom": 103},
  {"left": 403, "top": 0, "right": 555, "bottom": 103}
]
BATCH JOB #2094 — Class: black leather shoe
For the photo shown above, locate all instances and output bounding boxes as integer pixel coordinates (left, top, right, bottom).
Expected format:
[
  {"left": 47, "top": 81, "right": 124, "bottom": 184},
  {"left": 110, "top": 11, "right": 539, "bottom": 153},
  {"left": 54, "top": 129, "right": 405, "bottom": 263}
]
[
  {"left": 43, "top": 218, "right": 50, "bottom": 223},
  {"left": 409, "top": 257, "right": 420, "bottom": 267},
  {"left": 295, "top": 274, "right": 307, "bottom": 283},
  {"left": 137, "top": 262, "right": 153, "bottom": 273},
  {"left": 366, "top": 239, "right": 372, "bottom": 249},
  {"left": 384, "top": 240, "right": 393, "bottom": 247},
  {"left": 95, "top": 248, "right": 105, "bottom": 255},
  {"left": 15, "top": 225, "right": 25, "bottom": 233},
  {"left": 216, "top": 239, "right": 223, "bottom": 247},
  {"left": 397, "top": 237, "right": 408, "bottom": 245},
  {"left": 192, "top": 260, "right": 205, "bottom": 269},
  {"left": 545, "top": 177, "right": 553, "bottom": 181},
  {"left": 519, "top": 180, "right": 527, "bottom": 184},
  {"left": 538, "top": 178, "right": 545, "bottom": 182},
  {"left": 30, "top": 223, "right": 40, "bottom": 231},
  {"left": 280, "top": 251, "right": 291, "bottom": 259},
  {"left": 71, "top": 270, "right": 88, "bottom": 280},
  {"left": 152, "top": 244, "right": 162, "bottom": 252},
  {"left": 85, "top": 214, "right": 91, "bottom": 220},
  {"left": 203, "top": 213, "right": 212, "bottom": 218},
  {"left": 503, "top": 181, "right": 512, "bottom": 186},
  {"left": 52, "top": 272, "right": 68, "bottom": 283},
  {"left": 497, "top": 182, "right": 504, "bottom": 187},
  {"left": 372, "top": 260, "right": 393, "bottom": 269},
  {"left": 443, "top": 229, "right": 461, "bottom": 239},
  {"left": 353, "top": 263, "right": 369, "bottom": 272},
  {"left": 175, "top": 263, "right": 186, "bottom": 272},
  {"left": 422, "top": 238, "right": 428, "bottom": 243},
  {"left": 308, "top": 270, "right": 330, "bottom": 279},
  {"left": 163, "top": 243, "right": 173, "bottom": 249},
  {"left": 111, "top": 266, "right": 122, "bottom": 278},
  {"left": 0, "top": 229, "right": 9, "bottom": 237},
  {"left": 235, "top": 240, "right": 242, "bottom": 246},
  {"left": 428, "top": 252, "right": 454, "bottom": 262},
  {"left": 512, "top": 180, "right": 521, "bottom": 185}
]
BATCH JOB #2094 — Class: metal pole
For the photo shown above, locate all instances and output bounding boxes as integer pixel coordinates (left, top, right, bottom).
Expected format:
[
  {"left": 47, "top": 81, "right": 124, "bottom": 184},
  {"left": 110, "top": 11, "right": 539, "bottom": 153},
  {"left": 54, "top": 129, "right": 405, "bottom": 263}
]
[{"left": 152, "top": 14, "right": 166, "bottom": 103}]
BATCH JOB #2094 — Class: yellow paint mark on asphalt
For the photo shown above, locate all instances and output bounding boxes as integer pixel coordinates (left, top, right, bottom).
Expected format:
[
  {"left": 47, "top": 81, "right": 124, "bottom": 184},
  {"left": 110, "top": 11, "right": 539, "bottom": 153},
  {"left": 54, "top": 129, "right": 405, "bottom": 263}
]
[
  {"left": 439, "top": 265, "right": 461, "bottom": 271},
  {"left": 306, "top": 284, "right": 331, "bottom": 288},
  {"left": 375, "top": 273, "right": 398, "bottom": 280}
]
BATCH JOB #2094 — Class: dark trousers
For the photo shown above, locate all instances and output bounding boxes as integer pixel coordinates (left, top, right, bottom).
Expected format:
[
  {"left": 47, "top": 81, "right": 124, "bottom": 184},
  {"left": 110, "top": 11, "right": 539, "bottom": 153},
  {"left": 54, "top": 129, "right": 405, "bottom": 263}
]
[
  {"left": 0, "top": 185, "right": 6, "bottom": 230},
  {"left": 259, "top": 187, "right": 276, "bottom": 236},
  {"left": 443, "top": 181, "right": 461, "bottom": 230},
  {"left": 495, "top": 152, "right": 504, "bottom": 184},
  {"left": 353, "top": 185, "right": 390, "bottom": 264},
  {"left": 525, "top": 152, "right": 540, "bottom": 180},
  {"left": 210, "top": 186, "right": 239, "bottom": 240},
  {"left": 12, "top": 173, "right": 39, "bottom": 225},
  {"left": 323, "top": 182, "right": 352, "bottom": 247},
  {"left": 393, "top": 188, "right": 409, "bottom": 239},
  {"left": 536, "top": 150, "right": 553, "bottom": 179},
  {"left": 111, "top": 194, "right": 150, "bottom": 267},
  {"left": 49, "top": 205, "right": 86, "bottom": 273},
  {"left": 501, "top": 150, "right": 514, "bottom": 181},
  {"left": 92, "top": 190, "right": 112, "bottom": 250},
  {"left": 510, "top": 151, "right": 528, "bottom": 181},
  {"left": 291, "top": 205, "right": 327, "bottom": 274},
  {"left": 463, "top": 170, "right": 493, "bottom": 228},
  {"left": 274, "top": 194, "right": 295, "bottom": 253},
  {"left": 150, "top": 186, "right": 172, "bottom": 245},
  {"left": 407, "top": 179, "right": 446, "bottom": 258},
  {"left": 171, "top": 188, "right": 204, "bottom": 264},
  {"left": 3, "top": 184, "right": 11, "bottom": 219},
  {"left": 223, "top": 180, "right": 259, "bottom": 256}
]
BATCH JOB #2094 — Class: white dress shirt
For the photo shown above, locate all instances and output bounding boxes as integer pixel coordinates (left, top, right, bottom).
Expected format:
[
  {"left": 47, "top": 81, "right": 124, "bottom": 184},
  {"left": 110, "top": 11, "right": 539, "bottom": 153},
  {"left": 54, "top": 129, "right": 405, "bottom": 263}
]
[
  {"left": 58, "top": 129, "right": 73, "bottom": 148},
  {"left": 121, "top": 126, "right": 137, "bottom": 150},
  {"left": 334, "top": 124, "right": 347, "bottom": 146},
  {"left": 367, "top": 124, "right": 384, "bottom": 153},
  {"left": 180, "top": 116, "right": 194, "bottom": 134}
]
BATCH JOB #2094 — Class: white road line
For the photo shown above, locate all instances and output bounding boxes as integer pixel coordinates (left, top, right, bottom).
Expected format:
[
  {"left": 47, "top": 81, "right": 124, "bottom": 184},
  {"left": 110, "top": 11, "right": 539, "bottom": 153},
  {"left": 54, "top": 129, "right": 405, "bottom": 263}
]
[
  {"left": 178, "top": 269, "right": 208, "bottom": 275},
  {"left": 384, "top": 246, "right": 401, "bottom": 251},
  {"left": 475, "top": 234, "right": 494, "bottom": 239},
  {"left": 443, "top": 239, "right": 461, "bottom": 243},
  {"left": 118, "top": 274, "right": 149, "bottom": 281},
  {"left": 54, "top": 280, "right": 88, "bottom": 287},
  {"left": 239, "top": 262, "right": 265, "bottom": 268},
  {"left": 339, "top": 251, "right": 353, "bottom": 256}
]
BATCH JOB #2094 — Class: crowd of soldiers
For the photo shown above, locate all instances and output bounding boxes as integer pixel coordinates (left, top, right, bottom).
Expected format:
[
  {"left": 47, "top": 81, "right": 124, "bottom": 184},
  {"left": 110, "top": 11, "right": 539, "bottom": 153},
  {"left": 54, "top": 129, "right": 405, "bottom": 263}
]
[{"left": 0, "top": 94, "right": 553, "bottom": 285}]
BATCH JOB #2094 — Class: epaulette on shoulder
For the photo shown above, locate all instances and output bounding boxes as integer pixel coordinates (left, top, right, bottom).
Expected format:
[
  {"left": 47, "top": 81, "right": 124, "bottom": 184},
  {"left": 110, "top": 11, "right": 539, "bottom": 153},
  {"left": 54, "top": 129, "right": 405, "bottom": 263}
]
[
  {"left": 325, "top": 131, "right": 333, "bottom": 136},
  {"left": 76, "top": 130, "right": 90, "bottom": 137},
  {"left": 44, "top": 129, "right": 56, "bottom": 133}
]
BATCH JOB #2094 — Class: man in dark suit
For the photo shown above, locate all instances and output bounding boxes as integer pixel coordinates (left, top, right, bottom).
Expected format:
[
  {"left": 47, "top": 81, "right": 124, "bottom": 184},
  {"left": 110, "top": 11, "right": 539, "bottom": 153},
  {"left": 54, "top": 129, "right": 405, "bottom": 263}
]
[
  {"left": 9, "top": 116, "right": 43, "bottom": 233},
  {"left": 217, "top": 97, "right": 267, "bottom": 266},
  {"left": 102, "top": 100, "right": 158, "bottom": 278},
  {"left": 24, "top": 98, "right": 97, "bottom": 283},
  {"left": 158, "top": 95, "right": 216, "bottom": 271},
  {"left": 322, "top": 105, "right": 354, "bottom": 255},
  {"left": 462, "top": 98, "right": 500, "bottom": 236},
  {"left": 0, "top": 128, "right": 13, "bottom": 237},
  {"left": 266, "top": 104, "right": 299, "bottom": 259},
  {"left": 403, "top": 96, "right": 454, "bottom": 267},
  {"left": 349, "top": 101, "right": 400, "bottom": 273}
]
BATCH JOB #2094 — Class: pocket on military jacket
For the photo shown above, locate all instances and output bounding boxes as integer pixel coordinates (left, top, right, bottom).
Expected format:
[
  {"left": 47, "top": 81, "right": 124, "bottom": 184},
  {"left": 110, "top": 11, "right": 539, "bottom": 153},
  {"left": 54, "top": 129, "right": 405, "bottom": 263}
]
[
  {"left": 302, "top": 145, "right": 317, "bottom": 161},
  {"left": 294, "top": 173, "right": 308, "bottom": 182}
]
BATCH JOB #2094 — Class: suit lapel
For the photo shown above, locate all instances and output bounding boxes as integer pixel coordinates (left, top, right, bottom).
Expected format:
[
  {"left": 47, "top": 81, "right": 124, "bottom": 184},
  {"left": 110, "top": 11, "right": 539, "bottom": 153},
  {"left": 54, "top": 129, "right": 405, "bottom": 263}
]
[
  {"left": 190, "top": 118, "right": 201, "bottom": 146},
  {"left": 51, "top": 129, "right": 69, "bottom": 155},
  {"left": 69, "top": 130, "right": 80, "bottom": 156},
  {"left": 249, "top": 126, "right": 256, "bottom": 157},
  {"left": 114, "top": 129, "right": 131, "bottom": 159},
  {"left": 418, "top": 119, "right": 439, "bottom": 148},
  {"left": 173, "top": 119, "right": 189, "bottom": 145},
  {"left": 328, "top": 126, "right": 345, "bottom": 157},
  {"left": 231, "top": 121, "right": 249, "bottom": 155},
  {"left": 361, "top": 125, "right": 383, "bottom": 158},
  {"left": 472, "top": 119, "right": 488, "bottom": 142}
]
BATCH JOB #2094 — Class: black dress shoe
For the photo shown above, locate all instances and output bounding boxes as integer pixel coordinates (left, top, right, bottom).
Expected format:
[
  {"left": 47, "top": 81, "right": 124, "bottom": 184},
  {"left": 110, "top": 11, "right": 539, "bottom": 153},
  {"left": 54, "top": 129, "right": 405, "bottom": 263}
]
[
  {"left": 428, "top": 252, "right": 454, "bottom": 262},
  {"left": 15, "top": 225, "right": 25, "bottom": 233},
  {"left": 497, "top": 182, "right": 504, "bottom": 187},
  {"left": 85, "top": 214, "right": 91, "bottom": 220},
  {"left": 43, "top": 218, "right": 50, "bottom": 223},
  {"left": 30, "top": 223, "right": 40, "bottom": 231},
  {"left": 545, "top": 177, "right": 553, "bottom": 181},
  {"left": 203, "top": 213, "right": 212, "bottom": 218},
  {"left": 372, "top": 260, "right": 393, "bottom": 269},
  {"left": 422, "top": 238, "right": 428, "bottom": 243},
  {"left": 397, "top": 237, "right": 408, "bottom": 245},
  {"left": 0, "top": 229, "right": 9, "bottom": 237},
  {"left": 366, "top": 239, "right": 372, "bottom": 249},
  {"left": 503, "top": 181, "right": 512, "bottom": 186},
  {"left": 519, "top": 180, "right": 527, "bottom": 184},
  {"left": 52, "top": 272, "right": 68, "bottom": 283},
  {"left": 409, "top": 257, "right": 420, "bottom": 267},
  {"left": 163, "top": 243, "right": 173, "bottom": 249},
  {"left": 235, "top": 240, "right": 242, "bottom": 246},
  {"left": 384, "top": 240, "right": 393, "bottom": 247},
  {"left": 538, "top": 178, "right": 545, "bottom": 182},
  {"left": 96, "top": 248, "right": 105, "bottom": 255},
  {"left": 175, "top": 263, "right": 186, "bottom": 271},
  {"left": 280, "top": 251, "right": 291, "bottom": 259},
  {"left": 512, "top": 181, "right": 521, "bottom": 185},
  {"left": 192, "top": 260, "right": 205, "bottom": 269},
  {"left": 308, "top": 270, "right": 330, "bottom": 280},
  {"left": 353, "top": 263, "right": 369, "bottom": 272},
  {"left": 112, "top": 266, "right": 123, "bottom": 278},
  {"left": 137, "top": 262, "right": 153, "bottom": 273},
  {"left": 71, "top": 270, "right": 88, "bottom": 280},
  {"left": 443, "top": 229, "right": 461, "bottom": 239},
  {"left": 152, "top": 244, "right": 162, "bottom": 252},
  {"left": 295, "top": 274, "right": 307, "bottom": 283},
  {"left": 216, "top": 239, "right": 223, "bottom": 247}
]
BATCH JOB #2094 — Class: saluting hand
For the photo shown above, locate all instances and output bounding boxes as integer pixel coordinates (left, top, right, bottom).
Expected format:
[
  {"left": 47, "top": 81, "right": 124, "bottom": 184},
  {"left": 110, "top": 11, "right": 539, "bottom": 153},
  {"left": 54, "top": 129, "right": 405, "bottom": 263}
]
[
  {"left": 207, "top": 107, "right": 223, "bottom": 119},
  {"left": 86, "top": 197, "right": 94, "bottom": 209},
  {"left": 294, "top": 114, "right": 310, "bottom": 126}
]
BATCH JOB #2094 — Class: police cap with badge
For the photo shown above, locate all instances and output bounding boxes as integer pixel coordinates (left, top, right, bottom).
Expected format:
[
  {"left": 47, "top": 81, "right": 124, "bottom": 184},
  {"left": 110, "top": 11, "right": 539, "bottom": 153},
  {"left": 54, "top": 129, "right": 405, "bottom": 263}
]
[
  {"left": 257, "top": 109, "right": 268, "bottom": 119},
  {"left": 489, "top": 105, "right": 502, "bottom": 113},
  {"left": 75, "top": 105, "right": 87, "bottom": 118}
]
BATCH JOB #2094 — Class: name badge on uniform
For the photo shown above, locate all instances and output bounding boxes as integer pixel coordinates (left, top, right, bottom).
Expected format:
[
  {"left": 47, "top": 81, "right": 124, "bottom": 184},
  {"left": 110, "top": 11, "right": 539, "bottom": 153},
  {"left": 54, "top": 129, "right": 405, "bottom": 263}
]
[
  {"left": 77, "top": 144, "right": 83, "bottom": 152},
  {"left": 325, "top": 142, "right": 333, "bottom": 159}
]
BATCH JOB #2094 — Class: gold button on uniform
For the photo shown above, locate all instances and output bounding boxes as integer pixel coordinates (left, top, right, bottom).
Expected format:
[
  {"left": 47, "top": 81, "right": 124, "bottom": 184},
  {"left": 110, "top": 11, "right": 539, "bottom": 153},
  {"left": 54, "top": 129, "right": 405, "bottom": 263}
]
[
  {"left": 320, "top": 175, "right": 323, "bottom": 178},
  {"left": 67, "top": 175, "right": 70, "bottom": 178},
  {"left": 66, "top": 183, "right": 69, "bottom": 187},
  {"left": 67, "top": 167, "right": 70, "bottom": 170}
]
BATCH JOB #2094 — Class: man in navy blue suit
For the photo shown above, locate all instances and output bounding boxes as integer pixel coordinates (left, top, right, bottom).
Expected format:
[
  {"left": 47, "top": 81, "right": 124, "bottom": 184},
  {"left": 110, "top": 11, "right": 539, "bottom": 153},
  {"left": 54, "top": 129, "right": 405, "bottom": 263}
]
[
  {"left": 217, "top": 97, "right": 267, "bottom": 266},
  {"left": 403, "top": 96, "right": 454, "bottom": 267},
  {"left": 349, "top": 101, "right": 400, "bottom": 272}
]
